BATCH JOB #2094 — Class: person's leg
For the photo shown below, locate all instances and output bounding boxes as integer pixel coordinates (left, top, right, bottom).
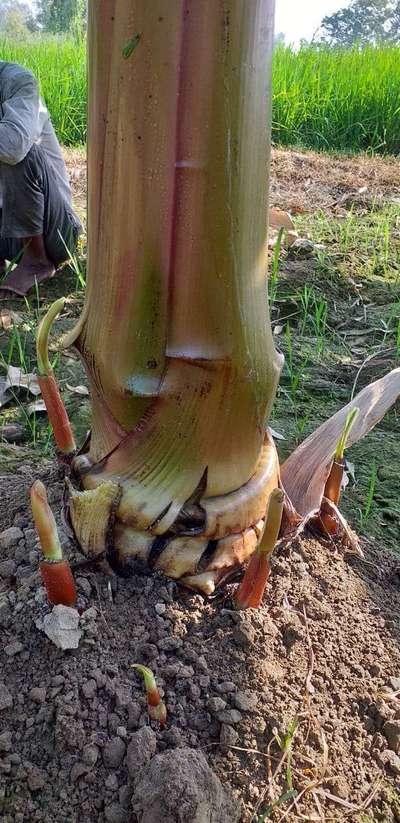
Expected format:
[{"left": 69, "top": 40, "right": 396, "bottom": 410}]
[{"left": 0, "top": 144, "right": 81, "bottom": 298}]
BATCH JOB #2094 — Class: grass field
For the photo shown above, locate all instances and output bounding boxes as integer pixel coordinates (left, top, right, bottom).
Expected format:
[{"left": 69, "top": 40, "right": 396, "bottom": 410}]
[{"left": 0, "top": 36, "right": 399, "bottom": 154}]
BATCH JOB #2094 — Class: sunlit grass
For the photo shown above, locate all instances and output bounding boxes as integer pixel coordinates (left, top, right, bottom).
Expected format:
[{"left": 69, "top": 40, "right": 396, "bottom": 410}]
[{"left": 0, "top": 37, "right": 399, "bottom": 153}]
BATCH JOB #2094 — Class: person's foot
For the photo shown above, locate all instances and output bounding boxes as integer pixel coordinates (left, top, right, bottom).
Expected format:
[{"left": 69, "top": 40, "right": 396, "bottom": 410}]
[{"left": 0, "top": 259, "right": 55, "bottom": 299}]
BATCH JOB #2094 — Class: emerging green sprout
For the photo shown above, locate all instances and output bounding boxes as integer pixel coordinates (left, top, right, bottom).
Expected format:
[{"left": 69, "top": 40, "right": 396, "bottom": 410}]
[
  {"left": 234, "top": 488, "right": 284, "bottom": 610},
  {"left": 31, "top": 480, "right": 77, "bottom": 607},
  {"left": 36, "top": 298, "right": 76, "bottom": 456},
  {"left": 131, "top": 664, "right": 167, "bottom": 725}
]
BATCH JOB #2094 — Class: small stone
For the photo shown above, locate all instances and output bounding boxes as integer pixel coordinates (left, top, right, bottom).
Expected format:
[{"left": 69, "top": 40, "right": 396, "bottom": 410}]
[
  {"left": 0, "top": 527, "right": 23, "bottom": 550},
  {"left": 383, "top": 720, "right": 400, "bottom": 753},
  {"left": 157, "top": 636, "right": 183, "bottom": 652},
  {"left": 27, "top": 766, "right": 46, "bottom": 792},
  {"left": 389, "top": 677, "right": 400, "bottom": 691},
  {"left": 4, "top": 640, "right": 24, "bottom": 656},
  {"left": 233, "top": 623, "right": 256, "bottom": 648},
  {"left": 82, "top": 679, "right": 97, "bottom": 700},
  {"left": 0, "top": 731, "right": 12, "bottom": 752},
  {"left": 216, "top": 681, "right": 236, "bottom": 694},
  {"left": 377, "top": 749, "right": 400, "bottom": 775},
  {"left": 82, "top": 606, "right": 98, "bottom": 621},
  {"left": 217, "top": 709, "right": 242, "bottom": 725},
  {"left": 43, "top": 605, "right": 82, "bottom": 650},
  {"left": 29, "top": 687, "right": 46, "bottom": 704},
  {"left": 0, "top": 600, "right": 11, "bottom": 627},
  {"left": 253, "top": 717, "right": 267, "bottom": 734},
  {"left": 117, "top": 726, "right": 127, "bottom": 739},
  {"left": 102, "top": 736, "right": 126, "bottom": 769},
  {"left": 127, "top": 701, "right": 142, "bottom": 729},
  {"left": 326, "top": 776, "right": 349, "bottom": 799},
  {"left": 115, "top": 684, "right": 131, "bottom": 708},
  {"left": 126, "top": 727, "right": 157, "bottom": 777},
  {"left": 132, "top": 748, "right": 240, "bottom": 822},
  {"left": 70, "top": 761, "right": 90, "bottom": 783},
  {"left": 0, "top": 560, "right": 16, "bottom": 578},
  {"left": 207, "top": 697, "right": 227, "bottom": 714},
  {"left": 82, "top": 744, "right": 99, "bottom": 766},
  {"left": 155, "top": 603, "right": 166, "bottom": 616},
  {"left": 233, "top": 691, "right": 258, "bottom": 712},
  {"left": 0, "top": 683, "right": 14, "bottom": 711},
  {"left": 104, "top": 803, "right": 127, "bottom": 823},
  {"left": 119, "top": 784, "right": 132, "bottom": 809},
  {"left": 220, "top": 724, "right": 239, "bottom": 748},
  {"left": 76, "top": 576, "right": 92, "bottom": 598},
  {"left": 105, "top": 773, "right": 119, "bottom": 791}
]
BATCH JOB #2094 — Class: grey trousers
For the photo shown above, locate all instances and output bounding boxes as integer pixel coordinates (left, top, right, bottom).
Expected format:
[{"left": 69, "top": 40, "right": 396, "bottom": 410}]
[{"left": 0, "top": 144, "right": 81, "bottom": 266}]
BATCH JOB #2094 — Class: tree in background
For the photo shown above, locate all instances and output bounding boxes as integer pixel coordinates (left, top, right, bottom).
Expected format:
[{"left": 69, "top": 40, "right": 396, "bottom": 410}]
[
  {"left": 37, "top": 0, "right": 86, "bottom": 35},
  {"left": 319, "top": 0, "right": 399, "bottom": 45},
  {"left": 0, "top": 1, "right": 38, "bottom": 36}
]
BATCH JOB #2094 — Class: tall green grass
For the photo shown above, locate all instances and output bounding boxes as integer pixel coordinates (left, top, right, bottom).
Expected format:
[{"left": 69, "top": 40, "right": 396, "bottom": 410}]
[
  {"left": 0, "top": 36, "right": 86, "bottom": 146},
  {"left": 0, "top": 37, "right": 399, "bottom": 154},
  {"left": 273, "top": 43, "right": 400, "bottom": 154}
]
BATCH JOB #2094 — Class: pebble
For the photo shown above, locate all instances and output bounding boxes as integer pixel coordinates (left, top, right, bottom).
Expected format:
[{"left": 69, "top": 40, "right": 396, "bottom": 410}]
[
  {"left": 43, "top": 605, "right": 82, "bottom": 650},
  {"left": 105, "top": 773, "right": 119, "bottom": 791},
  {"left": 76, "top": 576, "right": 92, "bottom": 598},
  {"left": 233, "top": 623, "right": 256, "bottom": 647},
  {"left": 383, "top": 720, "right": 400, "bottom": 753},
  {"left": 102, "top": 736, "right": 126, "bottom": 769},
  {"left": 119, "top": 784, "right": 132, "bottom": 808},
  {"left": 216, "top": 681, "right": 236, "bottom": 694},
  {"left": 0, "top": 527, "right": 24, "bottom": 550},
  {"left": 220, "top": 724, "right": 239, "bottom": 747},
  {"left": 126, "top": 727, "right": 157, "bottom": 776},
  {"left": 389, "top": 676, "right": 400, "bottom": 691},
  {"left": 4, "top": 641, "right": 24, "bottom": 657},
  {"left": 377, "top": 749, "right": 400, "bottom": 775},
  {"left": 157, "top": 636, "right": 183, "bottom": 652},
  {"left": 29, "top": 687, "right": 47, "bottom": 704},
  {"left": 104, "top": 802, "right": 127, "bottom": 823},
  {"left": 0, "top": 559, "right": 16, "bottom": 578},
  {"left": 82, "top": 679, "right": 98, "bottom": 700},
  {"left": 70, "top": 762, "right": 90, "bottom": 783},
  {"left": 233, "top": 691, "right": 258, "bottom": 712},
  {"left": 0, "top": 731, "right": 12, "bottom": 752},
  {"left": 207, "top": 697, "right": 227, "bottom": 714},
  {"left": 217, "top": 709, "right": 242, "bottom": 725},
  {"left": 0, "top": 600, "right": 11, "bottom": 627},
  {"left": 27, "top": 766, "right": 46, "bottom": 792},
  {"left": 115, "top": 684, "right": 131, "bottom": 708},
  {"left": 82, "top": 744, "right": 99, "bottom": 766},
  {"left": 155, "top": 603, "right": 166, "bottom": 615}
]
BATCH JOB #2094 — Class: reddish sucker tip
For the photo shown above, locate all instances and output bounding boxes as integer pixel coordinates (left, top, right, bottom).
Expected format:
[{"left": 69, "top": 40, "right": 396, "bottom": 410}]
[{"left": 147, "top": 688, "right": 161, "bottom": 707}]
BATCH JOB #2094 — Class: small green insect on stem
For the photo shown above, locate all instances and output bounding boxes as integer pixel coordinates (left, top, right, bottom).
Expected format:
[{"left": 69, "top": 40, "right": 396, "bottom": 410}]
[{"left": 122, "top": 33, "right": 141, "bottom": 59}]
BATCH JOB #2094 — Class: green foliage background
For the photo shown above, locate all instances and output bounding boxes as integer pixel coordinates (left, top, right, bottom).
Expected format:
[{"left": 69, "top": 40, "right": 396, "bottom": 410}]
[{"left": 0, "top": 37, "right": 399, "bottom": 155}]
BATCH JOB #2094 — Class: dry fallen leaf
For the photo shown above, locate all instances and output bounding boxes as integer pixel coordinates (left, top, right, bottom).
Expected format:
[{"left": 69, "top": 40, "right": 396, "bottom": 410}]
[
  {"left": 27, "top": 399, "right": 47, "bottom": 416},
  {"left": 66, "top": 383, "right": 90, "bottom": 396},
  {"left": 0, "top": 366, "right": 41, "bottom": 408},
  {"left": 0, "top": 309, "right": 23, "bottom": 331},
  {"left": 268, "top": 207, "right": 294, "bottom": 230}
]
